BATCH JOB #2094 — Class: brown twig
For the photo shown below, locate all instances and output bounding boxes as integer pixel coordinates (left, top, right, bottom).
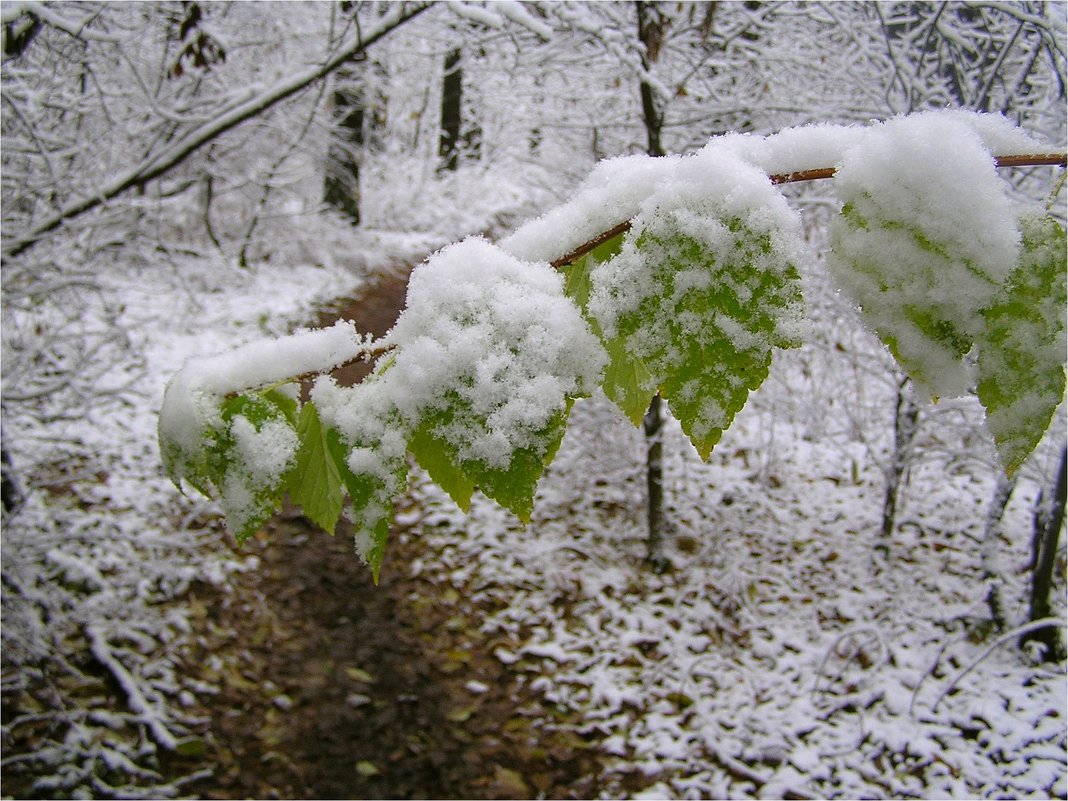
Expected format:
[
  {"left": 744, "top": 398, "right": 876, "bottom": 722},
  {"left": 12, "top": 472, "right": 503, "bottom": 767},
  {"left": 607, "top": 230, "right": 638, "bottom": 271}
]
[
  {"left": 994, "top": 153, "right": 1067, "bottom": 169},
  {"left": 550, "top": 220, "right": 632, "bottom": 269}
]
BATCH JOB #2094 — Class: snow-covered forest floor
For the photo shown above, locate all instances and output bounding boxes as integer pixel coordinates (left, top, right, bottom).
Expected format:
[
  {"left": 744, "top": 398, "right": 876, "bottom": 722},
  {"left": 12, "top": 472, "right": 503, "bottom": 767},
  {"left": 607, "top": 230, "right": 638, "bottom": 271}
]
[{"left": 3, "top": 162, "right": 1065, "bottom": 797}]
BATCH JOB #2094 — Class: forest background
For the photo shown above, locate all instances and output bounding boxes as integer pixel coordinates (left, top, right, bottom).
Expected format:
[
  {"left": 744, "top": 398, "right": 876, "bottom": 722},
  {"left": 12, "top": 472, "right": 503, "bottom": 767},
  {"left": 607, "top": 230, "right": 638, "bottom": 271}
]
[{"left": 1, "top": 1, "right": 1066, "bottom": 798}]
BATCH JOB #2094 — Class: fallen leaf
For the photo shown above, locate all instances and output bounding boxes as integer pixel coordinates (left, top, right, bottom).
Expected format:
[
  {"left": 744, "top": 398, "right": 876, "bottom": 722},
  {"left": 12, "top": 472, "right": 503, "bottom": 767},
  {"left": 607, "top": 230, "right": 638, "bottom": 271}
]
[
  {"left": 447, "top": 706, "right": 475, "bottom": 723},
  {"left": 345, "top": 667, "right": 375, "bottom": 683},
  {"left": 355, "top": 760, "right": 380, "bottom": 777}
]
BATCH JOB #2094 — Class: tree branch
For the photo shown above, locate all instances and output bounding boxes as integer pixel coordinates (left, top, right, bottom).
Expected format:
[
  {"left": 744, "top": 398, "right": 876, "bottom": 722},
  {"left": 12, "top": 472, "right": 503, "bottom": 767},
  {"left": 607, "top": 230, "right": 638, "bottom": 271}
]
[
  {"left": 296, "top": 150, "right": 1066, "bottom": 390},
  {"left": 552, "top": 152, "right": 1066, "bottom": 268},
  {"left": 3, "top": 2, "right": 431, "bottom": 260}
]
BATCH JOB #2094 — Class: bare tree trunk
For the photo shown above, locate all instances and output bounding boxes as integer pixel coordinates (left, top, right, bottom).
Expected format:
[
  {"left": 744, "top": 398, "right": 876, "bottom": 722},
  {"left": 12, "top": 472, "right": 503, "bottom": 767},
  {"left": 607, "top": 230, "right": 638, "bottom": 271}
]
[
  {"left": 878, "top": 375, "right": 918, "bottom": 556},
  {"left": 644, "top": 394, "right": 669, "bottom": 572},
  {"left": 981, "top": 473, "right": 1015, "bottom": 629},
  {"left": 324, "top": 69, "right": 365, "bottom": 224},
  {"left": 636, "top": 0, "right": 671, "bottom": 572},
  {"left": 1, "top": 432, "right": 21, "bottom": 514},
  {"left": 1021, "top": 446, "right": 1066, "bottom": 661},
  {"left": 439, "top": 48, "right": 462, "bottom": 172}
]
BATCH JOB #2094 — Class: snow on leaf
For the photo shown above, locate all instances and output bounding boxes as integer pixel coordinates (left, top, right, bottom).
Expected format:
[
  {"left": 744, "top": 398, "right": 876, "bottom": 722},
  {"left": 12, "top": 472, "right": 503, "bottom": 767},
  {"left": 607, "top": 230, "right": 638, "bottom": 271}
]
[
  {"left": 977, "top": 213, "right": 1067, "bottom": 476},
  {"left": 314, "top": 378, "right": 408, "bottom": 582},
  {"left": 405, "top": 368, "right": 575, "bottom": 524},
  {"left": 160, "top": 386, "right": 299, "bottom": 543},
  {"left": 388, "top": 237, "right": 604, "bottom": 518},
  {"left": 345, "top": 464, "right": 405, "bottom": 585},
  {"left": 564, "top": 233, "right": 655, "bottom": 427},
  {"left": 212, "top": 392, "right": 298, "bottom": 545},
  {"left": 589, "top": 149, "right": 805, "bottom": 458},
  {"left": 828, "top": 112, "right": 1019, "bottom": 399}
]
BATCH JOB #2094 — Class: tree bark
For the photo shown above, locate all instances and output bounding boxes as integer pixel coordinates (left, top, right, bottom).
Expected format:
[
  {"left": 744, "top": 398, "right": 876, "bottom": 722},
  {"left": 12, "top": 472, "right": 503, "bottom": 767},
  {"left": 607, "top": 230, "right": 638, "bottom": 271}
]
[
  {"left": 1021, "top": 446, "right": 1066, "bottom": 661},
  {"left": 324, "top": 70, "right": 365, "bottom": 225},
  {"left": 439, "top": 48, "right": 462, "bottom": 172},
  {"left": 981, "top": 473, "right": 1016, "bottom": 629},
  {"left": 636, "top": 0, "right": 671, "bottom": 572},
  {"left": 644, "top": 394, "right": 669, "bottom": 572},
  {"left": 879, "top": 375, "right": 918, "bottom": 550},
  {"left": 1, "top": 437, "right": 21, "bottom": 514}
]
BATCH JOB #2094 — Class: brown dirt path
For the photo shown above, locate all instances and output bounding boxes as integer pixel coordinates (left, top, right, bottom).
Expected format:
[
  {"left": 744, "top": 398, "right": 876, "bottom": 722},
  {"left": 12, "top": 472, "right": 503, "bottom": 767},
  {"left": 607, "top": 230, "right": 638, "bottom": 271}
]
[{"left": 167, "top": 268, "right": 609, "bottom": 799}]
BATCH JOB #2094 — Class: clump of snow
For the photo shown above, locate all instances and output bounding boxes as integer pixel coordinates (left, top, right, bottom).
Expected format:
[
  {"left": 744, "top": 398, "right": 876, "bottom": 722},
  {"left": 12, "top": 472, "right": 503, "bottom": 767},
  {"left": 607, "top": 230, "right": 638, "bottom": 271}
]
[
  {"left": 828, "top": 111, "right": 1020, "bottom": 398},
  {"left": 319, "top": 236, "right": 606, "bottom": 473},
  {"left": 159, "top": 320, "right": 366, "bottom": 465},
  {"left": 500, "top": 155, "right": 680, "bottom": 263},
  {"left": 703, "top": 123, "right": 866, "bottom": 177},
  {"left": 230, "top": 414, "right": 297, "bottom": 487},
  {"left": 945, "top": 109, "right": 1056, "bottom": 156},
  {"left": 706, "top": 112, "right": 1052, "bottom": 178}
]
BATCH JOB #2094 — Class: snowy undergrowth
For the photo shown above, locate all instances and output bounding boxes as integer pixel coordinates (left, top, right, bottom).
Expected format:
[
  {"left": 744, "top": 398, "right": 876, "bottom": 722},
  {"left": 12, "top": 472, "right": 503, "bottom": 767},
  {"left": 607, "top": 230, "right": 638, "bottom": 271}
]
[
  {"left": 0, "top": 222, "right": 440, "bottom": 796},
  {"left": 404, "top": 284, "right": 1066, "bottom": 799}
]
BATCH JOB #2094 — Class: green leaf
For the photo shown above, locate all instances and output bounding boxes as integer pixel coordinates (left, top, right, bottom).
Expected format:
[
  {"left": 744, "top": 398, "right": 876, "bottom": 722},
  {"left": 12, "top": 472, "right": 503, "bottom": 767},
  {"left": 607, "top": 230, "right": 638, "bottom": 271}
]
[
  {"left": 564, "top": 233, "right": 653, "bottom": 426},
  {"left": 211, "top": 392, "right": 299, "bottom": 545},
  {"left": 977, "top": 214, "right": 1067, "bottom": 476},
  {"left": 469, "top": 403, "right": 571, "bottom": 522},
  {"left": 563, "top": 232, "right": 625, "bottom": 311},
  {"left": 562, "top": 251, "right": 595, "bottom": 311},
  {"left": 326, "top": 427, "right": 406, "bottom": 584},
  {"left": 285, "top": 401, "right": 344, "bottom": 534},
  {"left": 410, "top": 397, "right": 573, "bottom": 523},
  {"left": 263, "top": 386, "right": 299, "bottom": 426},
  {"left": 409, "top": 416, "right": 475, "bottom": 512},
  {"left": 602, "top": 333, "right": 653, "bottom": 427},
  {"left": 604, "top": 222, "right": 803, "bottom": 459}
]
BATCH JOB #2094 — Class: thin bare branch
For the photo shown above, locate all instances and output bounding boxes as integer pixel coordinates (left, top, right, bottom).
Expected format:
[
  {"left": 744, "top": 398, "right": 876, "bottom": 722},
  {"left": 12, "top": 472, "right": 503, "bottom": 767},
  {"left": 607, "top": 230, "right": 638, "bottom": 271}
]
[{"left": 3, "top": 2, "right": 431, "bottom": 261}]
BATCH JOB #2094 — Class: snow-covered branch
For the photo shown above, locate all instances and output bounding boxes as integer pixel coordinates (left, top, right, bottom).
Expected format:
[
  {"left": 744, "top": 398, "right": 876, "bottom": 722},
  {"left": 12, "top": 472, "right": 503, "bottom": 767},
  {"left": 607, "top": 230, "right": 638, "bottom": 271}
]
[
  {"left": 2, "top": 2, "right": 430, "bottom": 260},
  {"left": 544, "top": 151, "right": 1067, "bottom": 269}
]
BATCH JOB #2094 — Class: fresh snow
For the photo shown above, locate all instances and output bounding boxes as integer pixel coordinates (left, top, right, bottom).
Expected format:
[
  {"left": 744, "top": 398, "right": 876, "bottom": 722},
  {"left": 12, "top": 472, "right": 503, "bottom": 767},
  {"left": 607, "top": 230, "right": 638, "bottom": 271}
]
[
  {"left": 3, "top": 16, "right": 1064, "bottom": 790},
  {"left": 317, "top": 236, "right": 605, "bottom": 474},
  {"left": 501, "top": 155, "right": 682, "bottom": 263},
  {"left": 159, "top": 320, "right": 365, "bottom": 458},
  {"left": 829, "top": 112, "right": 1021, "bottom": 399}
]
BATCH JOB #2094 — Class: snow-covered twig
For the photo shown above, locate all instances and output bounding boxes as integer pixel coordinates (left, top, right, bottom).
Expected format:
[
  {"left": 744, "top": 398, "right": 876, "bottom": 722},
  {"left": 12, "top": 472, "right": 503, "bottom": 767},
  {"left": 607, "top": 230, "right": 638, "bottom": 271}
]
[
  {"left": 927, "top": 617, "right": 1067, "bottom": 714},
  {"left": 86, "top": 624, "right": 178, "bottom": 752},
  {"left": 551, "top": 152, "right": 1067, "bottom": 269}
]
